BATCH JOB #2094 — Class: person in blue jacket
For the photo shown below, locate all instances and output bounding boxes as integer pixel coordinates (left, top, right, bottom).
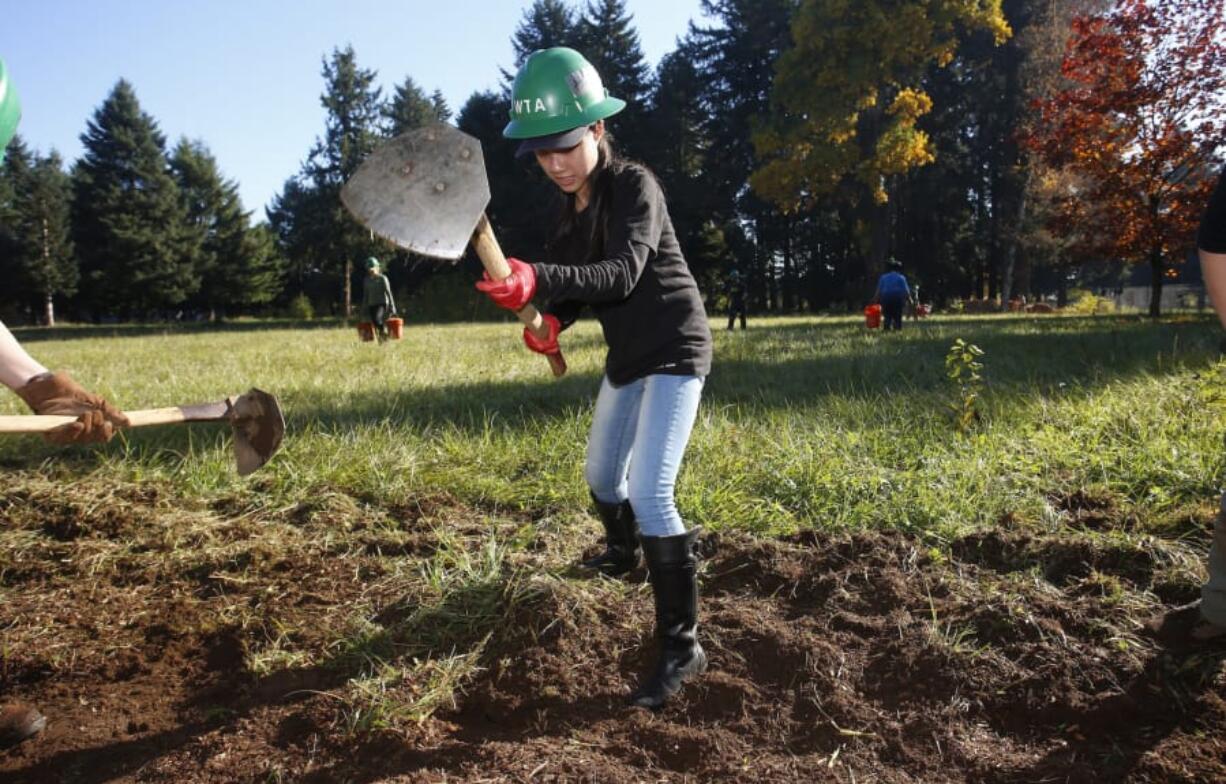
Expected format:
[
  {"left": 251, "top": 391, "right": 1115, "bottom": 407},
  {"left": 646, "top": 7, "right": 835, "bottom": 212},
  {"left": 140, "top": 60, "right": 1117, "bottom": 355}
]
[{"left": 872, "top": 259, "right": 914, "bottom": 331}]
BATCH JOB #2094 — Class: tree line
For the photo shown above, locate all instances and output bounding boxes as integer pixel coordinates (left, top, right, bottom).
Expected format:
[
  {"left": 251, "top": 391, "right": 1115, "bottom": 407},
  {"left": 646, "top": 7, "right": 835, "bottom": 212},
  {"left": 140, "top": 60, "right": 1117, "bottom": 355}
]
[
  {"left": 0, "top": 80, "right": 284, "bottom": 325},
  {"left": 1, "top": 0, "right": 1221, "bottom": 324}
]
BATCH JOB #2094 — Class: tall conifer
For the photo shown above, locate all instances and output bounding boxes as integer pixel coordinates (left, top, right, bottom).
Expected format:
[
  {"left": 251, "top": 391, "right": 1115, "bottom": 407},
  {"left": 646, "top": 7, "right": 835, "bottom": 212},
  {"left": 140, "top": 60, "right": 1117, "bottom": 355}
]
[
  {"left": 305, "top": 46, "right": 384, "bottom": 315},
  {"left": 171, "top": 138, "right": 283, "bottom": 318},
  {"left": 72, "top": 80, "right": 199, "bottom": 317},
  {"left": 14, "top": 151, "right": 77, "bottom": 324},
  {"left": 385, "top": 76, "right": 437, "bottom": 136},
  {"left": 511, "top": 0, "right": 577, "bottom": 67}
]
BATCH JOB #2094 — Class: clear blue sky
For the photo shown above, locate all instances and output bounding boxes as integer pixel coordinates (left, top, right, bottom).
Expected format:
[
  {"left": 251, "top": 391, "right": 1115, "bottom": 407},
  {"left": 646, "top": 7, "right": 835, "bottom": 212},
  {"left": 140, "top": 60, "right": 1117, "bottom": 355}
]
[{"left": 1, "top": 0, "right": 708, "bottom": 219}]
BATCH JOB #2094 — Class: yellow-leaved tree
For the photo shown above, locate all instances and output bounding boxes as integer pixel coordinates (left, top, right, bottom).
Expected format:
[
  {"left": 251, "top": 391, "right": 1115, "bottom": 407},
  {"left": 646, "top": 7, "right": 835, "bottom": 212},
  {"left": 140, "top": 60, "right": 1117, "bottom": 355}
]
[{"left": 751, "top": 0, "right": 1011, "bottom": 282}]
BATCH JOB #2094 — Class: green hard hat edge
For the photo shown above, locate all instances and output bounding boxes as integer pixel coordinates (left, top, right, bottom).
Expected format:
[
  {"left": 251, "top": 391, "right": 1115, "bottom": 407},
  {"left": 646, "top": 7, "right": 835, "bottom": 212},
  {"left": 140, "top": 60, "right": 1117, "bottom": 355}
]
[
  {"left": 504, "top": 96, "right": 626, "bottom": 140},
  {"left": 0, "top": 58, "right": 22, "bottom": 159},
  {"left": 503, "top": 47, "right": 625, "bottom": 140}
]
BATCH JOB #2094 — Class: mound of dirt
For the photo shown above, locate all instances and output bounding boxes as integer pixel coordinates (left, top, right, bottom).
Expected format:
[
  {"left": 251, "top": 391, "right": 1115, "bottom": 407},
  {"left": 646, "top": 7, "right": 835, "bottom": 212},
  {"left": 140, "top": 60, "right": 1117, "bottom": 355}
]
[{"left": 2, "top": 482, "right": 1223, "bottom": 783}]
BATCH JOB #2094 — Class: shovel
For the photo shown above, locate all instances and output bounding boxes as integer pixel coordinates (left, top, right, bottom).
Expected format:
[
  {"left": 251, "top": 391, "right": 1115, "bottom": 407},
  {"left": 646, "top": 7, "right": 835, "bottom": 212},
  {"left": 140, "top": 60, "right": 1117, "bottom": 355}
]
[
  {"left": 0, "top": 388, "right": 285, "bottom": 476},
  {"left": 341, "top": 124, "right": 567, "bottom": 377}
]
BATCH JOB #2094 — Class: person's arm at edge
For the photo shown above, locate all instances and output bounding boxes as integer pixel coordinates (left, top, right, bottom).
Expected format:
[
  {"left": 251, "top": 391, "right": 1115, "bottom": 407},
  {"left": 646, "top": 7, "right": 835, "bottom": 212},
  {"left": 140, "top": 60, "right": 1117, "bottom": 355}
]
[
  {"left": 1202, "top": 249, "right": 1226, "bottom": 331},
  {"left": 0, "top": 321, "right": 50, "bottom": 390}
]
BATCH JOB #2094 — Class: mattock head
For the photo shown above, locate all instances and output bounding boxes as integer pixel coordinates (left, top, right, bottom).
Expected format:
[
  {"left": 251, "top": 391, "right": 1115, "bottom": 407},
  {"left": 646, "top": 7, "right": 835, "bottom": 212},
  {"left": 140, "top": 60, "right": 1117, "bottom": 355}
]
[
  {"left": 340, "top": 124, "right": 491, "bottom": 260},
  {"left": 228, "top": 388, "right": 285, "bottom": 476}
]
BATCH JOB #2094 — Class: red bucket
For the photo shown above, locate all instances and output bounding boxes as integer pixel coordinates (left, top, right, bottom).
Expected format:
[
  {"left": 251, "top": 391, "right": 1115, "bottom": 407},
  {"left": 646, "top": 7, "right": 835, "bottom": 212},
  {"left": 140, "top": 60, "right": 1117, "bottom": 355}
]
[
  {"left": 864, "top": 304, "right": 882, "bottom": 329},
  {"left": 357, "top": 321, "right": 375, "bottom": 342},
  {"left": 386, "top": 317, "right": 404, "bottom": 340}
]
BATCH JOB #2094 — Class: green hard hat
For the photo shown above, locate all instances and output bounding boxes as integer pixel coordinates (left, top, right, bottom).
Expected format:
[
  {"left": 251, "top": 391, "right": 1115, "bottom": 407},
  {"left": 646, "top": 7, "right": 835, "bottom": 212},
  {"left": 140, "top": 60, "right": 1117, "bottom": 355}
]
[
  {"left": 365, "top": 256, "right": 380, "bottom": 270},
  {"left": 503, "top": 47, "right": 625, "bottom": 155},
  {"left": 0, "top": 59, "right": 21, "bottom": 161}
]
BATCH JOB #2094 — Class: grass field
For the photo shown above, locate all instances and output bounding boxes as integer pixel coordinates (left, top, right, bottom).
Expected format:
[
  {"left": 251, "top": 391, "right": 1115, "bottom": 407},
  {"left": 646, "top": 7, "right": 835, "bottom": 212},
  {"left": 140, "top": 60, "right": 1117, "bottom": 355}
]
[
  {"left": 6, "top": 312, "right": 1224, "bottom": 532},
  {"left": 2, "top": 313, "right": 1225, "bottom": 782}
]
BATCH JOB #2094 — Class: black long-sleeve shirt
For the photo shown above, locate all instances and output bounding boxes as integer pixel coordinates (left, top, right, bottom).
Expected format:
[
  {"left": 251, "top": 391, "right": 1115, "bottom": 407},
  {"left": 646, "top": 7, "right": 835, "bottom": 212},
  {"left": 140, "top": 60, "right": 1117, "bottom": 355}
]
[
  {"left": 1200, "top": 168, "right": 1226, "bottom": 254},
  {"left": 531, "top": 164, "right": 711, "bottom": 385}
]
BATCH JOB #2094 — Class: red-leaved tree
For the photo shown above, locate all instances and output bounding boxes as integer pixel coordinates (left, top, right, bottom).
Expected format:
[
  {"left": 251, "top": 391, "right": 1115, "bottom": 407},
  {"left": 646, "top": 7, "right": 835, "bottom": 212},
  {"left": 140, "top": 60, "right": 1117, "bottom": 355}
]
[{"left": 1025, "top": 0, "right": 1225, "bottom": 316}]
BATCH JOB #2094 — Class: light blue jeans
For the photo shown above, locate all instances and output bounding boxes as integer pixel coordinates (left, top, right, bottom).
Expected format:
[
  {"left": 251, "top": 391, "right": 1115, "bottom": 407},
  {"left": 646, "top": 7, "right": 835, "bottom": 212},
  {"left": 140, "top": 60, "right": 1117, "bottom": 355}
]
[{"left": 585, "top": 373, "right": 705, "bottom": 537}]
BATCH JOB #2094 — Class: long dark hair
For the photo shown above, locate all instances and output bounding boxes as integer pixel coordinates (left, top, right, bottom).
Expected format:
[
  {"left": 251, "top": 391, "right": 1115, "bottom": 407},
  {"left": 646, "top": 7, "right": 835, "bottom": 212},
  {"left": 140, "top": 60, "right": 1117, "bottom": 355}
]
[{"left": 548, "top": 128, "right": 623, "bottom": 263}]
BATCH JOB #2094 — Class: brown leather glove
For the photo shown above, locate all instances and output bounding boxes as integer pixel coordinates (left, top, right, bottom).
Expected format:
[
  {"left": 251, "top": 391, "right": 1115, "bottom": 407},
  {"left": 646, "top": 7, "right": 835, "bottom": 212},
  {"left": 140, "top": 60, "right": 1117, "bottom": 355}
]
[{"left": 14, "top": 371, "right": 130, "bottom": 444}]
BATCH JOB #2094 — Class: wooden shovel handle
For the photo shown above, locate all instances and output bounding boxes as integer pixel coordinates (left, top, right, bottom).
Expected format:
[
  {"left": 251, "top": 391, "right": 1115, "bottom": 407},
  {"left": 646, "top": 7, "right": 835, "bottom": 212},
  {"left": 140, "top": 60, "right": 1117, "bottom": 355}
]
[
  {"left": 0, "top": 403, "right": 229, "bottom": 433},
  {"left": 472, "top": 215, "right": 567, "bottom": 378}
]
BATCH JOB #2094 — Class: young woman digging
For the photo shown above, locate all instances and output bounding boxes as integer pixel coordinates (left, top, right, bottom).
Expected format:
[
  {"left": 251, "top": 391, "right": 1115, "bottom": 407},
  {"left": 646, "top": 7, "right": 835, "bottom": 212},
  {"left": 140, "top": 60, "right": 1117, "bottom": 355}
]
[{"left": 475, "top": 47, "right": 713, "bottom": 709}]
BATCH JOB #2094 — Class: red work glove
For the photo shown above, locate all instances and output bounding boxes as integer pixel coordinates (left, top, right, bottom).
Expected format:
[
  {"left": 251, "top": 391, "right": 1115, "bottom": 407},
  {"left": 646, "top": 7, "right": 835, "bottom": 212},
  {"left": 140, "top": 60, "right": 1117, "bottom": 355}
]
[
  {"left": 14, "top": 371, "right": 130, "bottom": 445},
  {"left": 523, "top": 314, "right": 562, "bottom": 356},
  {"left": 475, "top": 257, "right": 536, "bottom": 311}
]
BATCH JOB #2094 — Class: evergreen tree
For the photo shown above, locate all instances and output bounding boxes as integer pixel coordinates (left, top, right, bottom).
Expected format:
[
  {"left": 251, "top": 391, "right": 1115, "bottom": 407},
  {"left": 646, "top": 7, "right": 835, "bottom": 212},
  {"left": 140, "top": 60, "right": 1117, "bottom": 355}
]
[
  {"left": 304, "top": 46, "right": 385, "bottom": 316},
  {"left": 310, "top": 46, "right": 384, "bottom": 184},
  {"left": 0, "top": 134, "right": 31, "bottom": 188},
  {"left": 267, "top": 174, "right": 333, "bottom": 305},
  {"left": 892, "top": 56, "right": 986, "bottom": 304},
  {"left": 385, "top": 76, "right": 437, "bottom": 136},
  {"left": 429, "top": 89, "right": 452, "bottom": 123},
  {"left": 686, "top": 0, "right": 797, "bottom": 310},
  {"left": 576, "top": 0, "right": 652, "bottom": 158},
  {"left": 457, "top": 90, "right": 552, "bottom": 262},
  {"left": 233, "top": 223, "right": 285, "bottom": 309},
  {"left": 170, "top": 138, "right": 283, "bottom": 318},
  {"left": 13, "top": 151, "right": 77, "bottom": 325},
  {"left": 379, "top": 79, "right": 451, "bottom": 301},
  {"left": 643, "top": 48, "right": 720, "bottom": 284},
  {"left": 688, "top": 0, "right": 794, "bottom": 219},
  {"left": 511, "top": 0, "right": 578, "bottom": 66},
  {"left": 72, "top": 79, "right": 199, "bottom": 318},
  {"left": 0, "top": 136, "right": 32, "bottom": 313}
]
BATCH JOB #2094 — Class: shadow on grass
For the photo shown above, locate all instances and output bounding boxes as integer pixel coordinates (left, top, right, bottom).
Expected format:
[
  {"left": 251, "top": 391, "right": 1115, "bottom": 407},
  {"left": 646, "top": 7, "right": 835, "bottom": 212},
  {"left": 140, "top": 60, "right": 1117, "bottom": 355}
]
[
  {"left": 281, "top": 313, "right": 1221, "bottom": 428},
  {"left": 1, "top": 314, "right": 1219, "bottom": 466},
  {"left": 9, "top": 313, "right": 564, "bottom": 345},
  {"left": 10, "top": 319, "right": 348, "bottom": 343}
]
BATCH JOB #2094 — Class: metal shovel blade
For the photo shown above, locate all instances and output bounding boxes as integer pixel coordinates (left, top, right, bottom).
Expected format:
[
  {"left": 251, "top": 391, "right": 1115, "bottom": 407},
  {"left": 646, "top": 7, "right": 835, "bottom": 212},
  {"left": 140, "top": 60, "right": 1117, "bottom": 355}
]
[
  {"left": 340, "top": 124, "right": 491, "bottom": 260},
  {"left": 227, "top": 388, "right": 285, "bottom": 476}
]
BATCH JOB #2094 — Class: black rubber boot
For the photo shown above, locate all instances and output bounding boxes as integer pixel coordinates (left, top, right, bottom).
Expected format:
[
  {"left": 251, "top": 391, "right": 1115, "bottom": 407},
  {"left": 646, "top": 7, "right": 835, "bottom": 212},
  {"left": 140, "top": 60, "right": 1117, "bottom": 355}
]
[
  {"left": 580, "top": 494, "right": 640, "bottom": 576},
  {"left": 630, "top": 528, "right": 706, "bottom": 709},
  {"left": 0, "top": 702, "right": 46, "bottom": 748}
]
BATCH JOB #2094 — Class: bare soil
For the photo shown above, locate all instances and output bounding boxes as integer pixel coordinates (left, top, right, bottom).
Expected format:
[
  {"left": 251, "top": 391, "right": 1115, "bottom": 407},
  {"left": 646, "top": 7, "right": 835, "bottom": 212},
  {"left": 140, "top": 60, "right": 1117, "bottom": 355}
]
[{"left": 2, "top": 479, "right": 1224, "bottom": 783}]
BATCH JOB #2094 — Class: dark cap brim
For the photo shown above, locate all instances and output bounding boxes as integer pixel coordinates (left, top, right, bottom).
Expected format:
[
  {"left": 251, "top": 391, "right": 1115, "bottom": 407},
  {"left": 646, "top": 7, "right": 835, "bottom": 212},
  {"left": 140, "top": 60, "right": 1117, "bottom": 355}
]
[{"left": 515, "top": 125, "right": 591, "bottom": 158}]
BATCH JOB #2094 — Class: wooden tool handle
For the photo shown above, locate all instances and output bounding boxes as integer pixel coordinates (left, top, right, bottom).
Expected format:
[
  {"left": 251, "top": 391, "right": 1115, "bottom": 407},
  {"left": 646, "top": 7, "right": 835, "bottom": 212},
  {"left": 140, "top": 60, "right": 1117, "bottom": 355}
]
[
  {"left": 473, "top": 215, "right": 567, "bottom": 378},
  {"left": 0, "top": 401, "right": 230, "bottom": 434},
  {"left": 0, "top": 407, "right": 187, "bottom": 434}
]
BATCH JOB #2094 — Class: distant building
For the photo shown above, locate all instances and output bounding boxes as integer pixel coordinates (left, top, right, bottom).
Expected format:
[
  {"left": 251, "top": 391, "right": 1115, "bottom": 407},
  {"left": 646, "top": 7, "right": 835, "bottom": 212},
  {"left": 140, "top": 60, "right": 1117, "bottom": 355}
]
[{"left": 1114, "top": 248, "right": 1205, "bottom": 311}]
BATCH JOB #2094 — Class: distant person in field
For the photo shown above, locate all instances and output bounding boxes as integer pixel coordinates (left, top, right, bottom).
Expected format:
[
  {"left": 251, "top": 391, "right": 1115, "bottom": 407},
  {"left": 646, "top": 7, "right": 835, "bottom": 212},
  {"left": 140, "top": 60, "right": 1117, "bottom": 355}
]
[
  {"left": 872, "top": 258, "right": 914, "bottom": 331},
  {"left": 476, "top": 48, "right": 712, "bottom": 709},
  {"left": 1168, "top": 167, "right": 1226, "bottom": 643},
  {"left": 0, "top": 58, "right": 129, "bottom": 749},
  {"left": 361, "top": 257, "right": 396, "bottom": 343},
  {"left": 726, "top": 268, "right": 747, "bottom": 331}
]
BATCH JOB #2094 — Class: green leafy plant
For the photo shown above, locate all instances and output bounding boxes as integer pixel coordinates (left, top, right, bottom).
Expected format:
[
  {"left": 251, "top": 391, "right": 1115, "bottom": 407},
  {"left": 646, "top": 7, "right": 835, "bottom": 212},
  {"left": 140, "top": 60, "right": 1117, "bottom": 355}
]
[
  {"left": 286, "top": 293, "right": 314, "bottom": 320},
  {"left": 945, "top": 338, "right": 985, "bottom": 433},
  {"left": 1066, "top": 291, "right": 1116, "bottom": 315}
]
